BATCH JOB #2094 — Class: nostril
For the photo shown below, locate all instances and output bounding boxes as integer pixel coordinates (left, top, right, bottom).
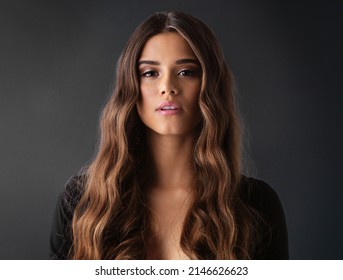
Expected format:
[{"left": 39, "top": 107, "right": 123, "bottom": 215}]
[{"left": 160, "top": 90, "right": 176, "bottom": 95}]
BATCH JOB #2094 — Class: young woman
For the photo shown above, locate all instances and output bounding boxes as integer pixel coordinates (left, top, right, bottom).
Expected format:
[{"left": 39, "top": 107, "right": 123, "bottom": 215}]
[{"left": 50, "top": 11, "right": 288, "bottom": 260}]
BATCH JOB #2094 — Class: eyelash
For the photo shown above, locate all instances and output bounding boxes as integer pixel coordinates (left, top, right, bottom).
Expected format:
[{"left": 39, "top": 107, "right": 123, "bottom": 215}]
[
  {"left": 141, "top": 70, "right": 158, "bottom": 77},
  {"left": 140, "top": 69, "right": 196, "bottom": 77},
  {"left": 178, "top": 70, "right": 195, "bottom": 76}
]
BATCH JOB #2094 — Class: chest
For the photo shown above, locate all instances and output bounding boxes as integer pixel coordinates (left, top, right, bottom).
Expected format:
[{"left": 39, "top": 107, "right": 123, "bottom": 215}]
[
  {"left": 147, "top": 230, "right": 190, "bottom": 259},
  {"left": 146, "top": 187, "right": 192, "bottom": 259}
]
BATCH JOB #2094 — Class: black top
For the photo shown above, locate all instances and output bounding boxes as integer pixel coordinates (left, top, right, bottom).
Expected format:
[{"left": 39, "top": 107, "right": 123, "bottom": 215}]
[{"left": 50, "top": 176, "right": 289, "bottom": 259}]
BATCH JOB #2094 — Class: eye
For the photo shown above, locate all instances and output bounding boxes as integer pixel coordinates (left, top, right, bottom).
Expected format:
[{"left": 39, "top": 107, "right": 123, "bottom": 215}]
[
  {"left": 141, "top": 70, "right": 158, "bottom": 77},
  {"left": 178, "top": 69, "right": 195, "bottom": 76}
]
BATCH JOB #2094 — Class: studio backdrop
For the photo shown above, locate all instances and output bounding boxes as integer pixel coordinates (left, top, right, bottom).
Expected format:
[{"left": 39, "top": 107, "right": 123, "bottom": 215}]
[{"left": 0, "top": 0, "right": 341, "bottom": 259}]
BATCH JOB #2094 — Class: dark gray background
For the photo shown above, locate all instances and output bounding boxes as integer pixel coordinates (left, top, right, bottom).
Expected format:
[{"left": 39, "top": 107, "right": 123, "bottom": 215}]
[{"left": 1, "top": 0, "right": 342, "bottom": 259}]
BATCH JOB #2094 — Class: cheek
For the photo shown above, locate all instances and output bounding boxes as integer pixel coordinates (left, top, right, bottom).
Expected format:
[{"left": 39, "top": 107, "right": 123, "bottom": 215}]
[
  {"left": 136, "top": 98, "right": 145, "bottom": 119},
  {"left": 188, "top": 84, "right": 201, "bottom": 112},
  {"left": 136, "top": 91, "right": 153, "bottom": 121}
]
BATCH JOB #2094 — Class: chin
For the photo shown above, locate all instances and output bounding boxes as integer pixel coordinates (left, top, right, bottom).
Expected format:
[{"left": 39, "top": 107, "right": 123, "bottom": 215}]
[
  {"left": 155, "top": 130, "right": 186, "bottom": 136},
  {"left": 154, "top": 126, "right": 198, "bottom": 137}
]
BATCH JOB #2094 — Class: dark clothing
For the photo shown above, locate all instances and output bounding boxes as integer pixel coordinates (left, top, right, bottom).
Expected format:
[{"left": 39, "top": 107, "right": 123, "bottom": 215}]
[{"left": 50, "top": 175, "right": 289, "bottom": 259}]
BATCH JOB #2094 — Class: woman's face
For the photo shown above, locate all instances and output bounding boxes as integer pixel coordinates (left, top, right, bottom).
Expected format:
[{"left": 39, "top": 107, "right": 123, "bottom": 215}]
[{"left": 137, "top": 32, "right": 202, "bottom": 136}]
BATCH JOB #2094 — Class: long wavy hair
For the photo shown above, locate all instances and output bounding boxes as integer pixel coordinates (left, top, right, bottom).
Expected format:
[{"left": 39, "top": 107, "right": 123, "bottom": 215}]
[{"left": 71, "top": 11, "right": 259, "bottom": 259}]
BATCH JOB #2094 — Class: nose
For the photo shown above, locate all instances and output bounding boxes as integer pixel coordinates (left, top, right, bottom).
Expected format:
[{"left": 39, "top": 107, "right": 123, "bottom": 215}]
[{"left": 160, "top": 73, "right": 177, "bottom": 96}]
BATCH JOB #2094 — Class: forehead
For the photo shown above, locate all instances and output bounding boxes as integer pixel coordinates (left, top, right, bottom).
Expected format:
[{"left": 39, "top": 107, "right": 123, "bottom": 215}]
[{"left": 139, "top": 32, "right": 197, "bottom": 61}]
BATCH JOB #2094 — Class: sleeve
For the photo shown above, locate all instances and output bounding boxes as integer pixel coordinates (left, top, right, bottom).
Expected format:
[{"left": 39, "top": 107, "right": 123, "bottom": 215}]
[
  {"left": 49, "top": 176, "right": 83, "bottom": 259},
  {"left": 242, "top": 177, "right": 289, "bottom": 259}
]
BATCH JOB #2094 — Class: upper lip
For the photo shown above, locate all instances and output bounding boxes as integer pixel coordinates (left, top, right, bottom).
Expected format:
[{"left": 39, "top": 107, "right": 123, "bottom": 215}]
[{"left": 156, "top": 101, "right": 181, "bottom": 111}]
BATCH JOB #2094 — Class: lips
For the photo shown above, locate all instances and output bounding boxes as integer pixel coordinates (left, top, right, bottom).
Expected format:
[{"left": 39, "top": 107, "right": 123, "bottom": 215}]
[
  {"left": 161, "top": 105, "right": 177, "bottom": 111},
  {"left": 156, "top": 101, "right": 182, "bottom": 115}
]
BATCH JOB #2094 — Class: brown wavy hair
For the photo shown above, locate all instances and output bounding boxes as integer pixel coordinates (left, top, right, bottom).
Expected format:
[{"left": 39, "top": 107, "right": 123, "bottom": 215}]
[{"left": 71, "top": 11, "right": 258, "bottom": 259}]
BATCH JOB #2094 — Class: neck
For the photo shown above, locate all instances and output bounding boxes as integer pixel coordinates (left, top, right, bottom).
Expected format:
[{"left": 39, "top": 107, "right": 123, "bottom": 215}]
[{"left": 144, "top": 129, "right": 197, "bottom": 191}]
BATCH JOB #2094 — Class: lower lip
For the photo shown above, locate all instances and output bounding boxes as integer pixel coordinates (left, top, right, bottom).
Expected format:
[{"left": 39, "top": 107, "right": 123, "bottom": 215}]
[{"left": 157, "top": 108, "right": 182, "bottom": 116}]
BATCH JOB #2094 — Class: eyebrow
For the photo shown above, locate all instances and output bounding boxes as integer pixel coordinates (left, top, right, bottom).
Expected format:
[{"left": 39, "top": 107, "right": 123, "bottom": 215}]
[{"left": 138, "top": 58, "right": 199, "bottom": 66}]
